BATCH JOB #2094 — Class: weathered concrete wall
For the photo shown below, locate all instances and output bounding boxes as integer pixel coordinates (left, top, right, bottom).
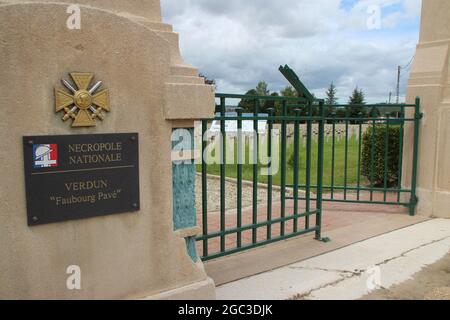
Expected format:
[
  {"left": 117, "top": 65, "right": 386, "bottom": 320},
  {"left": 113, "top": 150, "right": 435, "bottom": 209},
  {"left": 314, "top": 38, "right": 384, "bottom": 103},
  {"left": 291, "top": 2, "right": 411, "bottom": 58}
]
[
  {"left": 404, "top": 0, "right": 450, "bottom": 218},
  {"left": 0, "top": 1, "right": 215, "bottom": 299}
]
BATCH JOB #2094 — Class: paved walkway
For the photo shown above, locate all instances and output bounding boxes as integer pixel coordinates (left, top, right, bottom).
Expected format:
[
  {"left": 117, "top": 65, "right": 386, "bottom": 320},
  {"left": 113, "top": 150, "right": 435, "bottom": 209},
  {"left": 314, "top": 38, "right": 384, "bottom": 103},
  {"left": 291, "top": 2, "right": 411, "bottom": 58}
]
[
  {"left": 196, "top": 191, "right": 409, "bottom": 258},
  {"left": 215, "top": 219, "right": 450, "bottom": 300}
]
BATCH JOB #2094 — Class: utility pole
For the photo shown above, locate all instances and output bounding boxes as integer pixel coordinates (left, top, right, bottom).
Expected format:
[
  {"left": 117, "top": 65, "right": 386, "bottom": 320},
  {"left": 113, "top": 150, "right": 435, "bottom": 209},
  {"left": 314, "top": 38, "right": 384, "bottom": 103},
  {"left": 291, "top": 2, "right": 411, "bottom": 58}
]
[{"left": 396, "top": 66, "right": 401, "bottom": 104}]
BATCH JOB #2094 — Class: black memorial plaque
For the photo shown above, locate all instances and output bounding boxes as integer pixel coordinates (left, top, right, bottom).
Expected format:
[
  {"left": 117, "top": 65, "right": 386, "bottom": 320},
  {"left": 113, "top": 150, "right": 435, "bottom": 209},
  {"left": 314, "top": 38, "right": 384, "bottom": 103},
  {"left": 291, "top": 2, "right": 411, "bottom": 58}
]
[{"left": 23, "top": 133, "right": 140, "bottom": 226}]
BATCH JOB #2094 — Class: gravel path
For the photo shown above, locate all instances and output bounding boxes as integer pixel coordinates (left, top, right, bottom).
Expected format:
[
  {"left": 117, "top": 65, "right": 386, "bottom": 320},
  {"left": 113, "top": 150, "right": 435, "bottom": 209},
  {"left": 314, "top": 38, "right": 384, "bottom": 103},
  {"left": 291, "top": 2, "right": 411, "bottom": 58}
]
[{"left": 195, "top": 176, "right": 294, "bottom": 212}]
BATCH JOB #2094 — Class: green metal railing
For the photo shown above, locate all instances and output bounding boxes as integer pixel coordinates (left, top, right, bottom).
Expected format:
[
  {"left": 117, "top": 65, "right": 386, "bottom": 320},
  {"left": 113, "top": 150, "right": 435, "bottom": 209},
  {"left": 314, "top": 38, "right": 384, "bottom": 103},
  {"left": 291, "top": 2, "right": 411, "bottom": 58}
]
[
  {"left": 195, "top": 66, "right": 421, "bottom": 261},
  {"left": 196, "top": 94, "right": 421, "bottom": 261},
  {"left": 197, "top": 94, "right": 325, "bottom": 261},
  {"left": 285, "top": 98, "right": 421, "bottom": 216}
]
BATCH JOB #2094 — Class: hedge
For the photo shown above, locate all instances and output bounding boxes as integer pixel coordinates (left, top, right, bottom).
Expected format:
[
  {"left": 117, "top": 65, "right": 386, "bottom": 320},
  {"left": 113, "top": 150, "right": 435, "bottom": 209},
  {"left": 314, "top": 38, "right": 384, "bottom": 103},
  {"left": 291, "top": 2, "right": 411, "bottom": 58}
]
[{"left": 361, "top": 125, "right": 401, "bottom": 187}]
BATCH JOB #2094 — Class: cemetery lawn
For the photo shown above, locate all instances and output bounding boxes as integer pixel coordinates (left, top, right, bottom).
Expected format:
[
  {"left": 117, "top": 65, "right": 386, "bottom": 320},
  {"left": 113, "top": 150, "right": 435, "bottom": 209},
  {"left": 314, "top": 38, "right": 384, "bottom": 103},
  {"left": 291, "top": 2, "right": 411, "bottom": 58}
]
[{"left": 197, "top": 136, "right": 369, "bottom": 190}]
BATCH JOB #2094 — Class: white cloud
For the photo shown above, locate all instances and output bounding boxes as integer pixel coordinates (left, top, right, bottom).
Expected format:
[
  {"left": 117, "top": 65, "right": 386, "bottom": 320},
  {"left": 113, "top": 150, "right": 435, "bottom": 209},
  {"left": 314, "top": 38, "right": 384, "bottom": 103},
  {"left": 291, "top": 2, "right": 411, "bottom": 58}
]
[{"left": 161, "top": 0, "right": 421, "bottom": 103}]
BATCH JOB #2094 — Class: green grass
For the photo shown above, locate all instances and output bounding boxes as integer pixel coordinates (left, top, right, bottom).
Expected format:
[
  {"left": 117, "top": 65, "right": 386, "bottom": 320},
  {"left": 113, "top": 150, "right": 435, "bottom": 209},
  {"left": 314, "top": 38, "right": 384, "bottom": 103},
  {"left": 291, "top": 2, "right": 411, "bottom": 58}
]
[{"left": 197, "top": 135, "right": 368, "bottom": 188}]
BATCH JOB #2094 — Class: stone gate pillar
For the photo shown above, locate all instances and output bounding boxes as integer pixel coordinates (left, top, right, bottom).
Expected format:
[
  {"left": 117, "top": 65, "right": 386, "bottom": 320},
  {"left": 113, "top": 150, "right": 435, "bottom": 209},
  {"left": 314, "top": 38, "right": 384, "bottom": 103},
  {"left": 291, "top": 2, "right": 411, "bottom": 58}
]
[
  {"left": 404, "top": 0, "right": 450, "bottom": 218},
  {"left": 0, "top": 0, "right": 215, "bottom": 299}
]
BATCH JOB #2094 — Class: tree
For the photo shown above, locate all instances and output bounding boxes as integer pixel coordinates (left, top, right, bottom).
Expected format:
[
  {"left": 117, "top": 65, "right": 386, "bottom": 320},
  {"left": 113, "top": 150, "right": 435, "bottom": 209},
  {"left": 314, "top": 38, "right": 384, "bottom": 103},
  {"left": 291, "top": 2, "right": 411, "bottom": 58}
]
[
  {"left": 263, "top": 92, "right": 281, "bottom": 114},
  {"left": 348, "top": 87, "right": 365, "bottom": 105},
  {"left": 348, "top": 87, "right": 367, "bottom": 120},
  {"left": 323, "top": 83, "right": 338, "bottom": 121},
  {"left": 238, "top": 89, "right": 258, "bottom": 113},
  {"left": 280, "top": 86, "right": 297, "bottom": 98},
  {"left": 255, "top": 81, "right": 270, "bottom": 96},
  {"left": 369, "top": 106, "right": 381, "bottom": 118},
  {"left": 279, "top": 86, "right": 301, "bottom": 116},
  {"left": 239, "top": 81, "right": 273, "bottom": 113},
  {"left": 325, "top": 82, "right": 338, "bottom": 105}
]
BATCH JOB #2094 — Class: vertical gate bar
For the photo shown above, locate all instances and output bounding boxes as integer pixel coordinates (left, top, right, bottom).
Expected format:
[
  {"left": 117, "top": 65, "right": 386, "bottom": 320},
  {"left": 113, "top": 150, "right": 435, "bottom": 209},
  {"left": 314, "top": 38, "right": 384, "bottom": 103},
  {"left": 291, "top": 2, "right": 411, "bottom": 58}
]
[
  {"left": 305, "top": 102, "right": 312, "bottom": 229},
  {"left": 410, "top": 97, "right": 421, "bottom": 216},
  {"left": 280, "top": 100, "right": 287, "bottom": 236},
  {"left": 315, "top": 101, "right": 325, "bottom": 240},
  {"left": 237, "top": 108, "right": 243, "bottom": 248},
  {"left": 252, "top": 99, "right": 259, "bottom": 244},
  {"left": 201, "top": 120, "right": 208, "bottom": 258},
  {"left": 370, "top": 114, "right": 376, "bottom": 201},
  {"left": 220, "top": 97, "right": 226, "bottom": 252},
  {"left": 331, "top": 115, "right": 336, "bottom": 200},
  {"left": 383, "top": 114, "right": 390, "bottom": 202},
  {"left": 293, "top": 108, "right": 300, "bottom": 233},
  {"left": 357, "top": 119, "right": 363, "bottom": 201},
  {"left": 397, "top": 106, "right": 405, "bottom": 203},
  {"left": 267, "top": 108, "right": 274, "bottom": 240},
  {"left": 344, "top": 106, "right": 349, "bottom": 200}
]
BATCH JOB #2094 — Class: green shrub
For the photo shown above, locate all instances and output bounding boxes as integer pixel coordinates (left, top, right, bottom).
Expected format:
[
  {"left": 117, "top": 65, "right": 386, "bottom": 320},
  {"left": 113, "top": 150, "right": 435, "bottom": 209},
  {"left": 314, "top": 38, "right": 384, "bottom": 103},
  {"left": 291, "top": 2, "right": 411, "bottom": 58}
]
[{"left": 361, "top": 125, "right": 401, "bottom": 187}]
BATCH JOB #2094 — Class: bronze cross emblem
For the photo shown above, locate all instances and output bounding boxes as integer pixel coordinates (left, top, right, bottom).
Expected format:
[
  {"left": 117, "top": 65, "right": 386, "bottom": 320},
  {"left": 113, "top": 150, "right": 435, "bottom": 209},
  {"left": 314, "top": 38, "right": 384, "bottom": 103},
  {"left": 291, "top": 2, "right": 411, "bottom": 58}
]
[{"left": 55, "top": 73, "right": 110, "bottom": 127}]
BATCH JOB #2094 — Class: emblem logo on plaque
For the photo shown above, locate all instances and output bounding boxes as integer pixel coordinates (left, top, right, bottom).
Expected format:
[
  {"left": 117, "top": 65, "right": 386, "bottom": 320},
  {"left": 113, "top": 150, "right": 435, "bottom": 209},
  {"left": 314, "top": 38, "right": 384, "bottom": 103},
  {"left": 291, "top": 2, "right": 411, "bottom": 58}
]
[
  {"left": 55, "top": 73, "right": 110, "bottom": 127},
  {"left": 33, "top": 144, "right": 58, "bottom": 168}
]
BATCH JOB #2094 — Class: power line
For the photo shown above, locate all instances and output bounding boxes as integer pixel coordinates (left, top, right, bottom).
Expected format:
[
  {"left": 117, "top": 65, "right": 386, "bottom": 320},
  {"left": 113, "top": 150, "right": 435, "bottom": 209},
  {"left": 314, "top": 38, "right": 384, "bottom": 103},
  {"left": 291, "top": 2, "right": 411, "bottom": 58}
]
[
  {"left": 395, "top": 55, "right": 415, "bottom": 103},
  {"left": 400, "top": 55, "right": 415, "bottom": 70}
]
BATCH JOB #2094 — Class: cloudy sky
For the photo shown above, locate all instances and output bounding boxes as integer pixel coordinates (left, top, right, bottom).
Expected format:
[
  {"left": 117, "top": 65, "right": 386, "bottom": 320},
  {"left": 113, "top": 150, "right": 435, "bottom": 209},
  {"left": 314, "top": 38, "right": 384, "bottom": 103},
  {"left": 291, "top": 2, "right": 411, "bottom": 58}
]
[{"left": 161, "top": 0, "right": 421, "bottom": 103}]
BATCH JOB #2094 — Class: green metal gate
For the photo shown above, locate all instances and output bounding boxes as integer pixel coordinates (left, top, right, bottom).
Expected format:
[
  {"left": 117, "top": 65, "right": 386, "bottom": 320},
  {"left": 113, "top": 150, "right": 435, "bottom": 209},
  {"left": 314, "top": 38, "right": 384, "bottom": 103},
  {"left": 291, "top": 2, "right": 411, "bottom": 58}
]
[
  {"left": 195, "top": 65, "right": 421, "bottom": 261},
  {"left": 197, "top": 94, "right": 325, "bottom": 261},
  {"left": 285, "top": 98, "right": 422, "bottom": 216}
]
